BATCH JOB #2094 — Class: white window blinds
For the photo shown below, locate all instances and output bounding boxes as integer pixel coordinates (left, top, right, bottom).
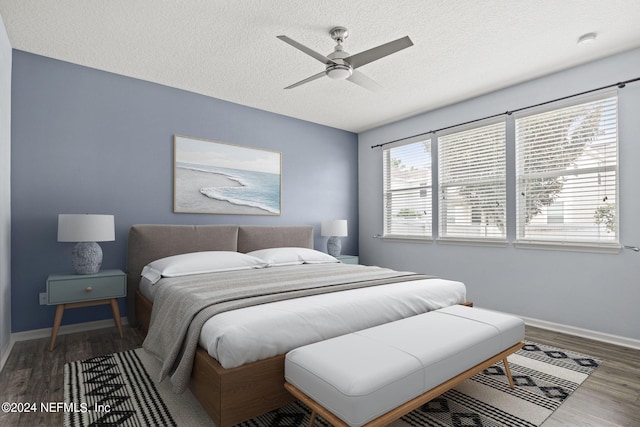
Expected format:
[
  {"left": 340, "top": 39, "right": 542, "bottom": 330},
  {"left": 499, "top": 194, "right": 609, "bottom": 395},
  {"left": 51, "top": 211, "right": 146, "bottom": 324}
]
[
  {"left": 383, "top": 139, "right": 432, "bottom": 239},
  {"left": 515, "top": 93, "right": 618, "bottom": 247},
  {"left": 438, "top": 120, "right": 506, "bottom": 241}
]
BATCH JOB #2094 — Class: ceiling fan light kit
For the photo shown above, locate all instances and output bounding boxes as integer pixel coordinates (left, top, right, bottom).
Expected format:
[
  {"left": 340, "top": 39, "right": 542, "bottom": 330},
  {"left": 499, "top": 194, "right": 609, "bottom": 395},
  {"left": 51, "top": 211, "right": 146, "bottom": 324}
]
[
  {"left": 277, "top": 26, "right": 413, "bottom": 90},
  {"left": 326, "top": 65, "right": 352, "bottom": 80}
]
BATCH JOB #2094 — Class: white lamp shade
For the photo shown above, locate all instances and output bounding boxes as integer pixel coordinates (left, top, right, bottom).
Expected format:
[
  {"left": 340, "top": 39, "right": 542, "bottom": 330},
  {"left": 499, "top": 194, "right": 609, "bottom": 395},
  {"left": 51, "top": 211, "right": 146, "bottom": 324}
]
[
  {"left": 58, "top": 214, "right": 115, "bottom": 242},
  {"left": 321, "top": 220, "right": 348, "bottom": 237}
]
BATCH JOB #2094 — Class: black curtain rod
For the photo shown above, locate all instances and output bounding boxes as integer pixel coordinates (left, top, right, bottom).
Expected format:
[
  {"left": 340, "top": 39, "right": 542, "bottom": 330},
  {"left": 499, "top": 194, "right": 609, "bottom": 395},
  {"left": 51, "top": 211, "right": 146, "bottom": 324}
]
[{"left": 371, "top": 76, "right": 640, "bottom": 149}]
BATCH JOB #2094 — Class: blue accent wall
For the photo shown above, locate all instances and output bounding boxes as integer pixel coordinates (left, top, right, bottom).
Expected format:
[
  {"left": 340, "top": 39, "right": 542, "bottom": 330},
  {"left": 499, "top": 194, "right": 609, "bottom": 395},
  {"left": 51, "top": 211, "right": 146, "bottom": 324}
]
[{"left": 11, "top": 50, "right": 358, "bottom": 333}]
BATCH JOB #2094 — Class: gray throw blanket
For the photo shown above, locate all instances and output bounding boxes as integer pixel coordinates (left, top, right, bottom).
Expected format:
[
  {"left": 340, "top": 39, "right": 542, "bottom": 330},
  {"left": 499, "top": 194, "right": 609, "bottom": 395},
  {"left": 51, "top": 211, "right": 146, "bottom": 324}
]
[{"left": 143, "top": 263, "right": 432, "bottom": 392}]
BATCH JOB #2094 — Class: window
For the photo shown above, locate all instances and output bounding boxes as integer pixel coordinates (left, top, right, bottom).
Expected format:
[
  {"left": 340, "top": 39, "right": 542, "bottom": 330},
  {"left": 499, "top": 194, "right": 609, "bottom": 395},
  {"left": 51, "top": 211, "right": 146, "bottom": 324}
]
[
  {"left": 383, "top": 138, "right": 432, "bottom": 239},
  {"left": 515, "top": 93, "right": 618, "bottom": 248},
  {"left": 438, "top": 120, "right": 506, "bottom": 241}
]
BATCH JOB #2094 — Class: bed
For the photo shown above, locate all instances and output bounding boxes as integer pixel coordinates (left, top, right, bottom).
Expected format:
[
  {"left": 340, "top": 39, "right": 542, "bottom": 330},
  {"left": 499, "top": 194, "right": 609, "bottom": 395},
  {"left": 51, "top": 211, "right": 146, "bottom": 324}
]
[{"left": 127, "top": 224, "right": 467, "bottom": 427}]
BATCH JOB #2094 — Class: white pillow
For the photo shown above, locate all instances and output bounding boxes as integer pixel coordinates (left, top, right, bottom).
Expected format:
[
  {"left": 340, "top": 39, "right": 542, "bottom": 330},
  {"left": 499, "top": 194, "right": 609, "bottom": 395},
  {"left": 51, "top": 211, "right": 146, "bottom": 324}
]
[
  {"left": 247, "top": 247, "right": 338, "bottom": 267},
  {"left": 141, "top": 251, "right": 267, "bottom": 284}
]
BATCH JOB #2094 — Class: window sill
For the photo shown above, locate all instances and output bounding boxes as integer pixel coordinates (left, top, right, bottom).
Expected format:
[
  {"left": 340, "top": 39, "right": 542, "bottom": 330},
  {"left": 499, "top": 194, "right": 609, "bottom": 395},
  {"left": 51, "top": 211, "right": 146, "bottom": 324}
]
[
  {"left": 381, "top": 235, "right": 433, "bottom": 244},
  {"left": 514, "top": 240, "right": 621, "bottom": 254},
  {"left": 437, "top": 237, "right": 508, "bottom": 248}
]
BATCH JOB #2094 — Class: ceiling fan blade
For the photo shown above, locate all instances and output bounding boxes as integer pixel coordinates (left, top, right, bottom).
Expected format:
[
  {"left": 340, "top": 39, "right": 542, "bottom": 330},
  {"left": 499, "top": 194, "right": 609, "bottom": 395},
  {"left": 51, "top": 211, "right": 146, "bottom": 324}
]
[
  {"left": 285, "top": 71, "right": 326, "bottom": 89},
  {"left": 277, "top": 35, "right": 337, "bottom": 65},
  {"left": 345, "top": 36, "right": 413, "bottom": 69},
  {"left": 347, "top": 70, "right": 383, "bottom": 92}
]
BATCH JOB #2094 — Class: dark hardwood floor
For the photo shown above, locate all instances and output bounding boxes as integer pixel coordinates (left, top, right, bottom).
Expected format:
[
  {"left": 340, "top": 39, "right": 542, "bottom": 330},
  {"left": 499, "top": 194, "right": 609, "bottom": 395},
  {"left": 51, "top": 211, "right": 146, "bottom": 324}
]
[
  {"left": 0, "top": 326, "right": 145, "bottom": 427},
  {"left": 526, "top": 327, "right": 640, "bottom": 427},
  {"left": 0, "top": 325, "right": 638, "bottom": 426}
]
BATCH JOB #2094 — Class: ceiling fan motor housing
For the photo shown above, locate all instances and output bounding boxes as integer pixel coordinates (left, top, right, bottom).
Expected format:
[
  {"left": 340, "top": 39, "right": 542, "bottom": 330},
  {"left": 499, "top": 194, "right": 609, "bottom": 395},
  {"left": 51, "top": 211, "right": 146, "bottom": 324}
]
[{"left": 326, "top": 48, "right": 353, "bottom": 80}]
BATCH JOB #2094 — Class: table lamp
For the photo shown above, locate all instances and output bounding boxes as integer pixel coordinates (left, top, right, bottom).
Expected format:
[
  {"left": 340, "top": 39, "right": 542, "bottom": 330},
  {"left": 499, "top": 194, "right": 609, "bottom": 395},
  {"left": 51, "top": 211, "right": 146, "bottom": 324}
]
[
  {"left": 58, "top": 214, "right": 115, "bottom": 275},
  {"left": 321, "top": 219, "right": 348, "bottom": 256}
]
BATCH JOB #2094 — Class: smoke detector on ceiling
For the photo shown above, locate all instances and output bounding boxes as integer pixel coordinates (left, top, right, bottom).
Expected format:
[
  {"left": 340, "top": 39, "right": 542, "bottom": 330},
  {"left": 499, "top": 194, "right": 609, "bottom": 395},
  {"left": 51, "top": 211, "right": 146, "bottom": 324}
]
[{"left": 577, "top": 32, "right": 597, "bottom": 46}]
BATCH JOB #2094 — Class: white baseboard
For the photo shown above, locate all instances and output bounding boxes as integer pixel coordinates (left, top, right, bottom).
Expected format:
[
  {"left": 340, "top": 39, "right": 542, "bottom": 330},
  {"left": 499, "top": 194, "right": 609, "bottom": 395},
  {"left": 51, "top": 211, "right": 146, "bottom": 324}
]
[
  {"left": 473, "top": 306, "right": 640, "bottom": 350},
  {"left": 1, "top": 317, "right": 130, "bottom": 374},
  {"left": 11, "top": 317, "right": 129, "bottom": 343},
  {"left": 520, "top": 315, "right": 640, "bottom": 350}
]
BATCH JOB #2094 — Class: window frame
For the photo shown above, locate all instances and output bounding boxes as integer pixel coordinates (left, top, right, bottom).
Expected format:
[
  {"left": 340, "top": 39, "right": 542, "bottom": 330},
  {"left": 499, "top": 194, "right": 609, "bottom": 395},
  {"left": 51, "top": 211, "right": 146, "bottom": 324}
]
[
  {"left": 382, "top": 135, "right": 433, "bottom": 241},
  {"left": 437, "top": 118, "right": 508, "bottom": 245},
  {"left": 513, "top": 91, "right": 620, "bottom": 252}
]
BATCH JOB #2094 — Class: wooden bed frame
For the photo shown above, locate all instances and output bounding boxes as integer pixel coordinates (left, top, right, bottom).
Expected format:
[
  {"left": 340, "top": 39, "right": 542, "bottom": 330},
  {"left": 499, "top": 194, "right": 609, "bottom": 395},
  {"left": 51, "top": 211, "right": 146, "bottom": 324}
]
[
  {"left": 127, "top": 224, "right": 470, "bottom": 426},
  {"left": 127, "top": 224, "right": 314, "bottom": 427},
  {"left": 135, "top": 290, "right": 294, "bottom": 426}
]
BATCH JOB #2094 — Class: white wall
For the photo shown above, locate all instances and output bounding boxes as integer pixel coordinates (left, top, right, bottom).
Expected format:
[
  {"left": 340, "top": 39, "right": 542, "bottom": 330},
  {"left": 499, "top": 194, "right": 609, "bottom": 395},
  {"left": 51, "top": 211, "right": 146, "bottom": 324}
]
[
  {"left": 359, "top": 48, "right": 640, "bottom": 342},
  {"left": 0, "top": 13, "right": 12, "bottom": 369}
]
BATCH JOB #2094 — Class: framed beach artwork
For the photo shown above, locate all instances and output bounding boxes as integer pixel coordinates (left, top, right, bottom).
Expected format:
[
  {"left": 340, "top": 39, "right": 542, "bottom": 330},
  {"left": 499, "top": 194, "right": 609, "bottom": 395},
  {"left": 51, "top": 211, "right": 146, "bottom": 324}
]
[{"left": 174, "top": 135, "right": 281, "bottom": 215}]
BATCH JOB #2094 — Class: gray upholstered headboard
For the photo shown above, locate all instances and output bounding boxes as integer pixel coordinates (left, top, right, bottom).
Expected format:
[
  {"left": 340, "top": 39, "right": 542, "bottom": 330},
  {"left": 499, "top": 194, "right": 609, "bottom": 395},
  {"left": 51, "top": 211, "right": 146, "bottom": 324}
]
[{"left": 126, "top": 224, "right": 314, "bottom": 325}]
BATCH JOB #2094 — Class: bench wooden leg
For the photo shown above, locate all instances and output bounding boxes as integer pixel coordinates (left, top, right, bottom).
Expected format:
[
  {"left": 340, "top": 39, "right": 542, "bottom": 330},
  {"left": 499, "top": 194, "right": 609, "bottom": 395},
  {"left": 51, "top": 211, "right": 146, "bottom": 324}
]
[
  {"left": 308, "top": 410, "right": 317, "bottom": 427},
  {"left": 503, "top": 357, "right": 515, "bottom": 389},
  {"left": 285, "top": 383, "right": 349, "bottom": 427}
]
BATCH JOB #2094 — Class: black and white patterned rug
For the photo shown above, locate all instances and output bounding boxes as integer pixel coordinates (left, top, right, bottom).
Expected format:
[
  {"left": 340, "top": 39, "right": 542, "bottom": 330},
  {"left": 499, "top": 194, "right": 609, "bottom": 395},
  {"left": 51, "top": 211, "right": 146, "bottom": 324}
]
[
  {"left": 64, "top": 342, "right": 599, "bottom": 427},
  {"left": 64, "top": 349, "right": 180, "bottom": 427}
]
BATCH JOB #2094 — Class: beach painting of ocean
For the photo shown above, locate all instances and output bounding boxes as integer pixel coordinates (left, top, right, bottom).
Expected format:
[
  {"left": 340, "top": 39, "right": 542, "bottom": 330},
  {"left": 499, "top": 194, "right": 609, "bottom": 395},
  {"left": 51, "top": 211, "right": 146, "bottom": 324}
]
[{"left": 174, "top": 135, "right": 281, "bottom": 215}]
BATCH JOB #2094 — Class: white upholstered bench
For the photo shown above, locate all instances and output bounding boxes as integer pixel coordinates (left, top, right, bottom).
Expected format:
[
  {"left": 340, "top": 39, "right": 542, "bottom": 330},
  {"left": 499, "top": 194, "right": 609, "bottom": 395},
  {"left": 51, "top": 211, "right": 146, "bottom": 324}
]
[{"left": 284, "top": 305, "right": 525, "bottom": 427}]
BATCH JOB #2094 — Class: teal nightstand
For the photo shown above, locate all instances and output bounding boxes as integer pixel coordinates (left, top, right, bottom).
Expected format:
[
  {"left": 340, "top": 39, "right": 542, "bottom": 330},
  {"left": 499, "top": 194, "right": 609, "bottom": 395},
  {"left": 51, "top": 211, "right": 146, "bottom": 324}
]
[
  {"left": 46, "top": 269, "right": 126, "bottom": 351},
  {"left": 335, "top": 255, "right": 359, "bottom": 265}
]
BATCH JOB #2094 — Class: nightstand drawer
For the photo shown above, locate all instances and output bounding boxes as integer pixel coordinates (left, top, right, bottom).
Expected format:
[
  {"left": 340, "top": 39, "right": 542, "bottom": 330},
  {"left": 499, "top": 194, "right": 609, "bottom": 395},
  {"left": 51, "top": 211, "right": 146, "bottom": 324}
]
[{"left": 47, "top": 271, "right": 126, "bottom": 304}]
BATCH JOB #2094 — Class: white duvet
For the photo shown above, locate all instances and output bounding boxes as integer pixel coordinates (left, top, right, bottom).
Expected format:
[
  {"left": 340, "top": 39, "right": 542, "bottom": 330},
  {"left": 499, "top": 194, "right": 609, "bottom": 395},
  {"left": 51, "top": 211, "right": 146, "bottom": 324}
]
[{"left": 141, "top": 275, "right": 465, "bottom": 369}]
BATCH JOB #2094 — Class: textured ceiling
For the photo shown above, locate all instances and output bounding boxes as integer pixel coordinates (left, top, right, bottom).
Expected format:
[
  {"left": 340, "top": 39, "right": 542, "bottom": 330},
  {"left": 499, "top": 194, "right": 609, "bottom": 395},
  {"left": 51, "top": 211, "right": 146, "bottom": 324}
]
[{"left": 1, "top": 0, "right": 640, "bottom": 133}]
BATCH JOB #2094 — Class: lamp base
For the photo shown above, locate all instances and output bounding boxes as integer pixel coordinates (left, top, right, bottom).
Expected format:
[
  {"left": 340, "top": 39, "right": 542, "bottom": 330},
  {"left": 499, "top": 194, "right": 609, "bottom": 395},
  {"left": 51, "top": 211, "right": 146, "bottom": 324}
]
[
  {"left": 327, "top": 236, "right": 342, "bottom": 257},
  {"left": 71, "top": 242, "right": 103, "bottom": 275}
]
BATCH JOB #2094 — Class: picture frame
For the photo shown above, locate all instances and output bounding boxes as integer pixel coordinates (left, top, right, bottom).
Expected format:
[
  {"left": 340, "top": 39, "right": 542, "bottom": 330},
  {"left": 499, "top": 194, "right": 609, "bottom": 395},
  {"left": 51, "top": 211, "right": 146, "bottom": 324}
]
[{"left": 174, "top": 135, "right": 282, "bottom": 215}]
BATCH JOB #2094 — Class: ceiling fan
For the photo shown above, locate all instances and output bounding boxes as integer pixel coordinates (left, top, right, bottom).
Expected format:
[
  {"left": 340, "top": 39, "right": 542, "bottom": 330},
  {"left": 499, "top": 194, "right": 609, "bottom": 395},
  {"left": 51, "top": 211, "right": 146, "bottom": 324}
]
[{"left": 277, "top": 27, "right": 413, "bottom": 91}]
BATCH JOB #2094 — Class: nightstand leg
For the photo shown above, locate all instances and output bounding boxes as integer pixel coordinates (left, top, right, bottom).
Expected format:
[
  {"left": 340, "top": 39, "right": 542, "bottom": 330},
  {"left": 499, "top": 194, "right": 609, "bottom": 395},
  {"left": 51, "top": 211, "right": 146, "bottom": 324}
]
[
  {"left": 49, "top": 304, "right": 65, "bottom": 351},
  {"left": 110, "top": 298, "right": 124, "bottom": 338}
]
